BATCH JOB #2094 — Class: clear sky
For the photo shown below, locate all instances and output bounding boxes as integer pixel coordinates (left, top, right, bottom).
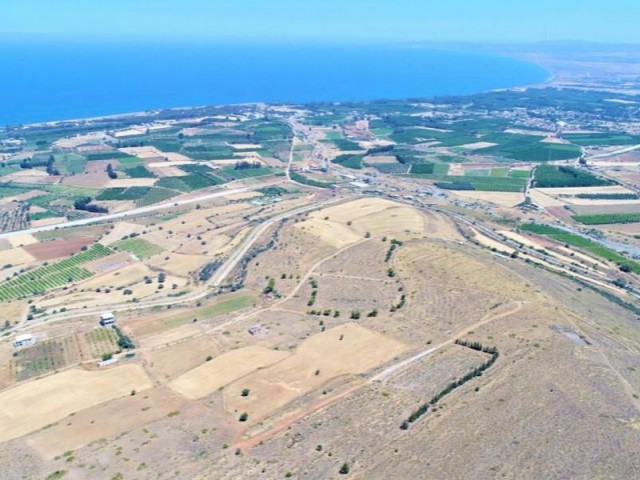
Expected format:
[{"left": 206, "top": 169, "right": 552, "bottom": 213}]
[{"left": 2, "top": 0, "right": 640, "bottom": 43}]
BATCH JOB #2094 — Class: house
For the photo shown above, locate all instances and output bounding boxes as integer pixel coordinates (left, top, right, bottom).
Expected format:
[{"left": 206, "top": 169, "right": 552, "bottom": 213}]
[
  {"left": 13, "top": 334, "right": 36, "bottom": 349},
  {"left": 248, "top": 324, "right": 266, "bottom": 336},
  {"left": 100, "top": 312, "right": 116, "bottom": 327}
]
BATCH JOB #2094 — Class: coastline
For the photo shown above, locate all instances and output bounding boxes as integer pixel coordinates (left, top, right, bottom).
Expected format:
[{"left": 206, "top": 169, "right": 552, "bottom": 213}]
[{"left": 0, "top": 44, "right": 549, "bottom": 129}]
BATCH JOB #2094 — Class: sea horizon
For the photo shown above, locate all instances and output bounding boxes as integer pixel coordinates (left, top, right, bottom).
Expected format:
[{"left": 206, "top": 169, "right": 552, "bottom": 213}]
[{"left": 0, "top": 41, "right": 550, "bottom": 127}]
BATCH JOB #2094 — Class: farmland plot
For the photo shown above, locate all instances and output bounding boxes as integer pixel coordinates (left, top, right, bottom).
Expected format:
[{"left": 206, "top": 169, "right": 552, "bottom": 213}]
[
  {"left": 0, "top": 244, "right": 112, "bottom": 301},
  {"left": 113, "top": 238, "right": 164, "bottom": 259}
]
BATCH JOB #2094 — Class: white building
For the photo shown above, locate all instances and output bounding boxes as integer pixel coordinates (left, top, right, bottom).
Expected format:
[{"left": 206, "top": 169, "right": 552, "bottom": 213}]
[
  {"left": 100, "top": 312, "right": 116, "bottom": 326},
  {"left": 13, "top": 334, "right": 36, "bottom": 349}
]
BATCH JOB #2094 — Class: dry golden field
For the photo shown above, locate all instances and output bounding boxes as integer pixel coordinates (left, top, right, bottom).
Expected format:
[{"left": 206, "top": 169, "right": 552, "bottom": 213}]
[{"left": 0, "top": 365, "right": 152, "bottom": 443}]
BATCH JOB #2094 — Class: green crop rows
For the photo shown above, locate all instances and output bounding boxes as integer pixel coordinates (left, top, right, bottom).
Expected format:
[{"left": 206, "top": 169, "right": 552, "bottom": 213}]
[
  {"left": 572, "top": 193, "right": 639, "bottom": 200},
  {"left": 0, "top": 244, "right": 112, "bottom": 301},
  {"left": 135, "top": 187, "right": 180, "bottom": 207},
  {"left": 415, "top": 174, "right": 527, "bottom": 192},
  {"left": 533, "top": 165, "right": 611, "bottom": 188},
  {"left": 124, "top": 165, "right": 156, "bottom": 178},
  {"left": 96, "top": 187, "right": 152, "bottom": 201},
  {"left": 113, "top": 238, "right": 164, "bottom": 259},
  {"left": 221, "top": 166, "right": 275, "bottom": 178},
  {"left": 520, "top": 224, "right": 640, "bottom": 273},
  {"left": 290, "top": 171, "right": 334, "bottom": 188},
  {"left": 86, "top": 151, "right": 134, "bottom": 161},
  {"left": 564, "top": 133, "right": 640, "bottom": 146},
  {"left": 156, "top": 173, "right": 224, "bottom": 192},
  {"left": 332, "top": 154, "right": 364, "bottom": 170},
  {"left": 573, "top": 213, "right": 640, "bottom": 225}
]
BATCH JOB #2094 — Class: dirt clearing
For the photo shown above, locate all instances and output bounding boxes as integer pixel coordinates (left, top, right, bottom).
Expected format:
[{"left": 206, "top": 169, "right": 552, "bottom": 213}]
[
  {"left": 0, "top": 247, "right": 36, "bottom": 267},
  {"left": 223, "top": 324, "right": 408, "bottom": 421},
  {"left": 25, "top": 385, "right": 186, "bottom": 460},
  {"left": 0, "top": 365, "right": 152, "bottom": 443},
  {"left": 24, "top": 237, "right": 96, "bottom": 261},
  {"left": 7, "top": 234, "right": 39, "bottom": 248},
  {"left": 106, "top": 178, "right": 157, "bottom": 188},
  {"left": 144, "top": 336, "right": 221, "bottom": 381},
  {"left": 452, "top": 190, "right": 525, "bottom": 207},
  {"left": 169, "top": 346, "right": 288, "bottom": 400}
]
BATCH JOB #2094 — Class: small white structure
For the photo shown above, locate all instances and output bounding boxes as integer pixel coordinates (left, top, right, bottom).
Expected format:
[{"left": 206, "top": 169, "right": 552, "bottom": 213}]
[
  {"left": 98, "top": 357, "right": 119, "bottom": 368},
  {"left": 13, "top": 334, "right": 36, "bottom": 349},
  {"left": 100, "top": 312, "right": 116, "bottom": 327}
]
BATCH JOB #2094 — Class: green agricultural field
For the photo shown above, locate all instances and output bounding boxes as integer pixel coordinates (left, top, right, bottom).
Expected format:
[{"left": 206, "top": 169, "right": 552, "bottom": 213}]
[
  {"left": 29, "top": 211, "right": 58, "bottom": 222},
  {"left": 221, "top": 166, "right": 275, "bottom": 178},
  {"left": 113, "top": 238, "right": 164, "bottom": 259},
  {"left": 136, "top": 188, "right": 180, "bottom": 207},
  {"left": 564, "top": 133, "right": 640, "bottom": 146},
  {"left": 290, "top": 171, "right": 334, "bottom": 188},
  {"left": 179, "top": 163, "right": 217, "bottom": 175},
  {"left": 478, "top": 134, "right": 581, "bottom": 161},
  {"left": 14, "top": 340, "right": 67, "bottom": 381},
  {"left": 472, "top": 183, "right": 524, "bottom": 192},
  {"left": 465, "top": 169, "right": 491, "bottom": 177},
  {"left": 124, "top": 165, "right": 156, "bottom": 178},
  {"left": 117, "top": 156, "right": 144, "bottom": 166},
  {"left": 85, "top": 328, "right": 120, "bottom": 359},
  {"left": 371, "top": 127, "right": 394, "bottom": 138},
  {"left": 490, "top": 167, "right": 509, "bottom": 177},
  {"left": 0, "top": 184, "right": 34, "bottom": 199},
  {"left": 324, "top": 130, "right": 343, "bottom": 140},
  {"left": 0, "top": 244, "right": 112, "bottom": 301},
  {"left": 156, "top": 173, "right": 223, "bottom": 192},
  {"left": 510, "top": 169, "right": 532, "bottom": 178},
  {"left": 157, "top": 295, "right": 256, "bottom": 330},
  {"left": 573, "top": 193, "right": 639, "bottom": 200},
  {"left": 411, "top": 163, "right": 435, "bottom": 174},
  {"left": 414, "top": 174, "right": 527, "bottom": 192},
  {"left": 96, "top": 186, "right": 152, "bottom": 201},
  {"left": 533, "top": 165, "right": 612, "bottom": 188},
  {"left": 148, "top": 140, "right": 183, "bottom": 153},
  {"left": 0, "top": 166, "right": 20, "bottom": 177},
  {"left": 249, "top": 122, "right": 292, "bottom": 142},
  {"left": 573, "top": 213, "right": 640, "bottom": 225},
  {"left": 42, "top": 184, "right": 100, "bottom": 198},
  {"left": 332, "top": 154, "right": 363, "bottom": 170},
  {"left": 520, "top": 224, "right": 640, "bottom": 273},
  {"left": 433, "top": 163, "right": 450, "bottom": 175},
  {"left": 27, "top": 194, "right": 59, "bottom": 207},
  {"left": 372, "top": 163, "right": 410, "bottom": 174},
  {"left": 178, "top": 173, "right": 225, "bottom": 190},
  {"left": 54, "top": 153, "right": 87, "bottom": 176},
  {"left": 327, "top": 139, "right": 362, "bottom": 151},
  {"left": 182, "top": 145, "right": 235, "bottom": 160},
  {"left": 86, "top": 151, "right": 134, "bottom": 161}
]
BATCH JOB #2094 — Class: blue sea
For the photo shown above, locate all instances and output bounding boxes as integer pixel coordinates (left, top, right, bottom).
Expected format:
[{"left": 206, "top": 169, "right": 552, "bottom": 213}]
[{"left": 0, "top": 41, "right": 549, "bottom": 126}]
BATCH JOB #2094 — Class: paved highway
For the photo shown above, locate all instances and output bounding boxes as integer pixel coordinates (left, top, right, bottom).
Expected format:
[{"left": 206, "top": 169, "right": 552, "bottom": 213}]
[{"left": 0, "top": 186, "right": 251, "bottom": 240}]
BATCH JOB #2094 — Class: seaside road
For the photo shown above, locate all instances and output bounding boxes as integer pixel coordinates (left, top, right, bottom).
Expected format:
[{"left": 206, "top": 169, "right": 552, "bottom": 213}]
[{"left": 0, "top": 186, "right": 251, "bottom": 240}]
